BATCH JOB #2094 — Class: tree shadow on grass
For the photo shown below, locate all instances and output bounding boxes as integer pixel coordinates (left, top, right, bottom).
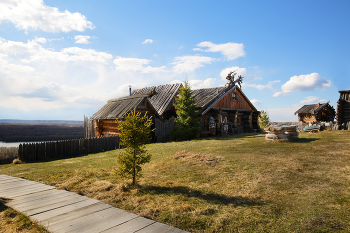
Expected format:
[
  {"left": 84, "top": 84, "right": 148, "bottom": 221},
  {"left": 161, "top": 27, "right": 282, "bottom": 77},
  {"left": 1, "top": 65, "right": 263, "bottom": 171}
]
[
  {"left": 139, "top": 185, "right": 265, "bottom": 207},
  {"left": 289, "top": 138, "right": 319, "bottom": 143}
]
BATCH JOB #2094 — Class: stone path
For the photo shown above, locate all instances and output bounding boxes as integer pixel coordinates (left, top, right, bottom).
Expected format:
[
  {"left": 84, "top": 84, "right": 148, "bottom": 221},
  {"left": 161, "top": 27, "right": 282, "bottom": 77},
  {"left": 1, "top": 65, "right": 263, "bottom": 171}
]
[{"left": 0, "top": 174, "right": 188, "bottom": 233}]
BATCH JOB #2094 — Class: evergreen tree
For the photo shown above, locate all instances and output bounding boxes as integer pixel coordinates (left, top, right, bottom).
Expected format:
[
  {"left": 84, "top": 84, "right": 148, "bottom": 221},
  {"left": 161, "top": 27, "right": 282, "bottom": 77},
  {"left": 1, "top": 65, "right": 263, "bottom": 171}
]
[
  {"left": 115, "top": 108, "right": 153, "bottom": 185},
  {"left": 259, "top": 110, "right": 270, "bottom": 130},
  {"left": 172, "top": 81, "right": 201, "bottom": 140}
]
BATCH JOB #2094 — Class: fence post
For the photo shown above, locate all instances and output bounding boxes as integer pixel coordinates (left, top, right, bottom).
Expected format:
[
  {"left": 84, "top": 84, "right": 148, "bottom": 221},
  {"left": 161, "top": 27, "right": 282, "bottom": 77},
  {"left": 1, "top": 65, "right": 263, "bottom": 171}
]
[{"left": 18, "top": 144, "right": 22, "bottom": 161}]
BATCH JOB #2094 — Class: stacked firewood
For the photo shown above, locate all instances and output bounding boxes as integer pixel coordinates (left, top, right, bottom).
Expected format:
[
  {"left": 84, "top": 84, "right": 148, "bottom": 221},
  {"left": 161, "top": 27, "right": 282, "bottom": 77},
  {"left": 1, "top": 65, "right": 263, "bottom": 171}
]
[{"left": 265, "top": 125, "right": 298, "bottom": 142}]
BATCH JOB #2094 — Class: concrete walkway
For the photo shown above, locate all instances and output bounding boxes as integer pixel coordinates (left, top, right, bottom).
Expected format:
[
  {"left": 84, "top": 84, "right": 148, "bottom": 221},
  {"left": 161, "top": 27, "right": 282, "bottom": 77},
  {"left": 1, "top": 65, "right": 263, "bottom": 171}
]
[{"left": 0, "top": 174, "right": 188, "bottom": 233}]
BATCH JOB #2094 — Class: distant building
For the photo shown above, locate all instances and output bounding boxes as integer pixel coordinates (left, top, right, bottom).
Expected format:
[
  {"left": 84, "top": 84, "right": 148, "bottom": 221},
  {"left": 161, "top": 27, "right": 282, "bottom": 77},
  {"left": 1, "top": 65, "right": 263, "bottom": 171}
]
[
  {"left": 294, "top": 102, "right": 335, "bottom": 123},
  {"left": 336, "top": 90, "right": 350, "bottom": 130}
]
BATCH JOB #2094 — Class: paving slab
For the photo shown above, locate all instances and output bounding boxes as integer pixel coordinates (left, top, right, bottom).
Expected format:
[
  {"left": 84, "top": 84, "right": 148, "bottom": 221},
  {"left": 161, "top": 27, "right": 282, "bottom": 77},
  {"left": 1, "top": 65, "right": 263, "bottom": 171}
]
[
  {"left": 31, "top": 198, "right": 100, "bottom": 223},
  {"left": 136, "top": 222, "right": 176, "bottom": 233},
  {"left": 8, "top": 189, "right": 76, "bottom": 206},
  {"left": 102, "top": 216, "right": 155, "bottom": 233},
  {"left": 36, "top": 202, "right": 112, "bottom": 227},
  {"left": 1, "top": 185, "right": 55, "bottom": 198},
  {"left": 0, "top": 174, "right": 189, "bottom": 233}
]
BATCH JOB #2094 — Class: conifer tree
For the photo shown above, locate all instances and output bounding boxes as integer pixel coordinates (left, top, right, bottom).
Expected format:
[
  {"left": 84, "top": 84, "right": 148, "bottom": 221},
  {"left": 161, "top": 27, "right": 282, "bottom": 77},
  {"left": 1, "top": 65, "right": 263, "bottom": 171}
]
[
  {"left": 115, "top": 108, "right": 153, "bottom": 185},
  {"left": 259, "top": 110, "right": 270, "bottom": 130},
  {"left": 172, "top": 81, "right": 201, "bottom": 140}
]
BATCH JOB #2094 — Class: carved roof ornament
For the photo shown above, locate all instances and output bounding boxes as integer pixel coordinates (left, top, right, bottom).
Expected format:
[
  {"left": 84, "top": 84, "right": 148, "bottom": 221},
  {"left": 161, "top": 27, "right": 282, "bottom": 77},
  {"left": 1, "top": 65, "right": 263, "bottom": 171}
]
[{"left": 225, "top": 71, "right": 244, "bottom": 89}]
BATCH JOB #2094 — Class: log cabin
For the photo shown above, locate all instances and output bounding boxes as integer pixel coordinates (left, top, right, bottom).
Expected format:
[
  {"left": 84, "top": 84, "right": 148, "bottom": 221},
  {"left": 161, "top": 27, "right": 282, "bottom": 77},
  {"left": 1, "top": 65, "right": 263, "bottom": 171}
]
[
  {"left": 87, "top": 76, "right": 260, "bottom": 141},
  {"left": 89, "top": 83, "right": 182, "bottom": 142},
  {"left": 336, "top": 90, "right": 350, "bottom": 129},
  {"left": 193, "top": 85, "right": 260, "bottom": 134},
  {"left": 294, "top": 102, "right": 335, "bottom": 123}
]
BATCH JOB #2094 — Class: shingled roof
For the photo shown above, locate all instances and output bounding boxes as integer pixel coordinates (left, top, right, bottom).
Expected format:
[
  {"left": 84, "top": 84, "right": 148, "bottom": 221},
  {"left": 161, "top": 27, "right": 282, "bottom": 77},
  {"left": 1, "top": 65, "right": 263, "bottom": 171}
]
[
  {"left": 131, "top": 83, "right": 182, "bottom": 116},
  {"left": 91, "top": 94, "right": 154, "bottom": 120},
  {"left": 294, "top": 103, "right": 329, "bottom": 115}
]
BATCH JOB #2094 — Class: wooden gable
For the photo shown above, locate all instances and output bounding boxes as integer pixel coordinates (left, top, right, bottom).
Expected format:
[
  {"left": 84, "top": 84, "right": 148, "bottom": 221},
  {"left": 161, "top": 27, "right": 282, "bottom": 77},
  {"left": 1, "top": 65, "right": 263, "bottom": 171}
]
[{"left": 212, "top": 88, "right": 255, "bottom": 111}]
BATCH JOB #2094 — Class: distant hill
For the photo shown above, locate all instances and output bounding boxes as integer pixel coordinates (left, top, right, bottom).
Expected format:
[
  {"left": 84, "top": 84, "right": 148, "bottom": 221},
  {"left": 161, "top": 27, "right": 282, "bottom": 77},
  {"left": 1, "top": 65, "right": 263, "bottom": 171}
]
[{"left": 0, "top": 119, "right": 83, "bottom": 125}]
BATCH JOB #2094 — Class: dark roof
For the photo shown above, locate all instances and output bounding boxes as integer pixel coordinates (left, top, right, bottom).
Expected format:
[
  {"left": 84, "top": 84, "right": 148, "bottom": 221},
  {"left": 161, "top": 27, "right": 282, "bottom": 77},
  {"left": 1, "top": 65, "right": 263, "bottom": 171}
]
[
  {"left": 192, "top": 86, "right": 225, "bottom": 109},
  {"left": 131, "top": 83, "right": 182, "bottom": 116},
  {"left": 339, "top": 90, "right": 350, "bottom": 93},
  {"left": 192, "top": 85, "right": 257, "bottom": 114},
  {"left": 91, "top": 94, "right": 153, "bottom": 120},
  {"left": 294, "top": 103, "right": 329, "bottom": 115}
]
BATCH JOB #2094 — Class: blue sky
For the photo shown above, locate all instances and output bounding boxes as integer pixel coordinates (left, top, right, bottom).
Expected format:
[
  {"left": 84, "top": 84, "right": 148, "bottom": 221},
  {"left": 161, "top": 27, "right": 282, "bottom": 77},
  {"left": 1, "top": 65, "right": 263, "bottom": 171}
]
[{"left": 0, "top": 0, "right": 349, "bottom": 121}]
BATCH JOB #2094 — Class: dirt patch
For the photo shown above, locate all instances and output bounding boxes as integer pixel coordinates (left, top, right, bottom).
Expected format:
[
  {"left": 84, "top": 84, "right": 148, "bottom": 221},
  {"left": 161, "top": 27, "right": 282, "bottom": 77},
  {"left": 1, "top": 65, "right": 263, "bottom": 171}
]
[{"left": 174, "top": 150, "right": 219, "bottom": 166}]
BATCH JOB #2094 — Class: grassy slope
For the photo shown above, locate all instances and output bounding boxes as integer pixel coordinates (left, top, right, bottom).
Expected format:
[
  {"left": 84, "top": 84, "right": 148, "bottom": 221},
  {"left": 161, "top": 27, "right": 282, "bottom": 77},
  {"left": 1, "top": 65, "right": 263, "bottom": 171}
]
[{"left": 1, "top": 131, "right": 350, "bottom": 232}]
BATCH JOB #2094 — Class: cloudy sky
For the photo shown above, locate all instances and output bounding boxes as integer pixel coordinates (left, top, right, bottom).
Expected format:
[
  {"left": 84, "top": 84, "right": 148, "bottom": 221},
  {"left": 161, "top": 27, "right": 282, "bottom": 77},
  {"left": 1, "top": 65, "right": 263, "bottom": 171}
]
[{"left": 0, "top": 0, "right": 349, "bottom": 121}]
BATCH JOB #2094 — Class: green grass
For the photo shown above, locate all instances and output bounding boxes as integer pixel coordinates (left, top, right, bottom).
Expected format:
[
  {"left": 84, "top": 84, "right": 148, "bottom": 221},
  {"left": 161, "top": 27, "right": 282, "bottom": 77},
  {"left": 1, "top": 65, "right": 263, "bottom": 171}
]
[
  {"left": 1, "top": 131, "right": 350, "bottom": 232},
  {"left": 0, "top": 199, "right": 49, "bottom": 233}
]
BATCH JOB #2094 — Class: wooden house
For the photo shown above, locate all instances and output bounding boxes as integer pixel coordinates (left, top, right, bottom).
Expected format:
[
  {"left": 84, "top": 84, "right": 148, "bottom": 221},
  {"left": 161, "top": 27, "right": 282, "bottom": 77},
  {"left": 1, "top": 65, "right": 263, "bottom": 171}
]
[
  {"left": 294, "top": 102, "right": 335, "bottom": 123},
  {"left": 336, "top": 90, "right": 350, "bottom": 129},
  {"left": 87, "top": 77, "right": 260, "bottom": 141},
  {"left": 88, "top": 84, "right": 182, "bottom": 142},
  {"left": 193, "top": 85, "right": 260, "bottom": 134}
]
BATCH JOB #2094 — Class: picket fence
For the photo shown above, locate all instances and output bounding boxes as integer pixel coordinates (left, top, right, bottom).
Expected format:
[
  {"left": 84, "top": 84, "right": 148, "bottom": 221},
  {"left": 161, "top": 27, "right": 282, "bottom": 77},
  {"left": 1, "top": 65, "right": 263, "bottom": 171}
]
[{"left": 18, "top": 136, "right": 120, "bottom": 162}]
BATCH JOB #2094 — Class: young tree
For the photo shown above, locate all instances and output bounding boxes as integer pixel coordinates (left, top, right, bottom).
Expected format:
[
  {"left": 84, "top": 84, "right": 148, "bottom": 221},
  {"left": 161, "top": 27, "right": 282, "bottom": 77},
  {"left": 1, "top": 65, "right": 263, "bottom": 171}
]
[
  {"left": 115, "top": 108, "right": 154, "bottom": 185},
  {"left": 172, "top": 81, "right": 201, "bottom": 140},
  {"left": 259, "top": 110, "right": 271, "bottom": 130}
]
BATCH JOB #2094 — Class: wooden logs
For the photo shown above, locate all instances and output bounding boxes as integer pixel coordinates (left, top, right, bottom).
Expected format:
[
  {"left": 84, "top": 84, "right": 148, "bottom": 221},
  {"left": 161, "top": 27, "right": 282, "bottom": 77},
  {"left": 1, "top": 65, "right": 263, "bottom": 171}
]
[{"left": 265, "top": 125, "right": 298, "bottom": 142}]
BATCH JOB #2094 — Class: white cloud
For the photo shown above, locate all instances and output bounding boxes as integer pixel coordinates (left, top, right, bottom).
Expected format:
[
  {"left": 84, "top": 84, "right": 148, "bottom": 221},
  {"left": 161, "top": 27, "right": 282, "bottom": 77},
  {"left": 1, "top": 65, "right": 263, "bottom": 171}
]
[
  {"left": 0, "top": 0, "right": 95, "bottom": 33},
  {"left": 189, "top": 78, "right": 216, "bottom": 89},
  {"left": 274, "top": 73, "right": 331, "bottom": 97},
  {"left": 34, "top": 37, "right": 46, "bottom": 44},
  {"left": 266, "top": 103, "right": 302, "bottom": 122},
  {"left": 48, "top": 37, "right": 64, "bottom": 42},
  {"left": 273, "top": 92, "right": 283, "bottom": 97},
  {"left": 74, "top": 35, "right": 91, "bottom": 44},
  {"left": 0, "top": 37, "right": 113, "bottom": 64},
  {"left": 113, "top": 57, "right": 166, "bottom": 73},
  {"left": 299, "top": 96, "right": 328, "bottom": 104},
  {"left": 171, "top": 55, "right": 214, "bottom": 73},
  {"left": 251, "top": 99, "right": 261, "bottom": 105},
  {"left": 142, "top": 39, "right": 153, "bottom": 44},
  {"left": 195, "top": 41, "right": 245, "bottom": 60},
  {"left": 244, "top": 80, "right": 281, "bottom": 90},
  {"left": 193, "top": 48, "right": 203, "bottom": 52},
  {"left": 300, "top": 96, "right": 320, "bottom": 104}
]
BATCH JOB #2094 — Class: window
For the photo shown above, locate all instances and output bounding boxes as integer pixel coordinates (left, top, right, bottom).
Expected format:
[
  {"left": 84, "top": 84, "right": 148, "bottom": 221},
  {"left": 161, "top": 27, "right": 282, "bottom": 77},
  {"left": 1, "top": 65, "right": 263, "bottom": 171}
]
[{"left": 231, "top": 91, "right": 238, "bottom": 102}]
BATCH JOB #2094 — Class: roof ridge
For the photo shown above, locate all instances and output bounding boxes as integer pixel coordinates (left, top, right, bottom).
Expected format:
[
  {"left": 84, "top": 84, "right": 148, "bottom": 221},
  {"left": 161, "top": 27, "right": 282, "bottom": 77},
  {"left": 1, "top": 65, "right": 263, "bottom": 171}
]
[{"left": 108, "top": 94, "right": 149, "bottom": 102}]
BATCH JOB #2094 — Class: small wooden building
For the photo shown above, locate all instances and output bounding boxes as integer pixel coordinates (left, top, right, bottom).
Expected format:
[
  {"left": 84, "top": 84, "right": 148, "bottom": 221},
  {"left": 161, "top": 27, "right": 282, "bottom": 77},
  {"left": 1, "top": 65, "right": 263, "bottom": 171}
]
[
  {"left": 294, "top": 102, "right": 335, "bottom": 123},
  {"left": 193, "top": 85, "right": 260, "bottom": 134},
  {"left": 336, "top": 90, "right": 350, "bottom": 129}
]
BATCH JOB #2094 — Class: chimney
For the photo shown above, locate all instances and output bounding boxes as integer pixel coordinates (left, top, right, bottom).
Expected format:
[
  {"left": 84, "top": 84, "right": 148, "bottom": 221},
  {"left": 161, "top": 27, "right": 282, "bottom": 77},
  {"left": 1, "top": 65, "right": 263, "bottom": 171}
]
[
  {"left": 129, "top": 85, "right": 132, "bottom": 96},
  {"left": 317, "top": 103, "right": 320, "bottom": 107}
]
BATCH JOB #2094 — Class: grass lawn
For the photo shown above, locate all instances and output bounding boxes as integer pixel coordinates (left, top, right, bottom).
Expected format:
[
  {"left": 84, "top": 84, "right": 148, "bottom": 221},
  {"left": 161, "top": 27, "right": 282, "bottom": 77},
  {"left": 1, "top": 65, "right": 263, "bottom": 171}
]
[
  {"left": 0, "top": 200, "right": 49, "bottom": 233},
  {"left": 1, "top": 131, "right": 350, "bottom": 232}
]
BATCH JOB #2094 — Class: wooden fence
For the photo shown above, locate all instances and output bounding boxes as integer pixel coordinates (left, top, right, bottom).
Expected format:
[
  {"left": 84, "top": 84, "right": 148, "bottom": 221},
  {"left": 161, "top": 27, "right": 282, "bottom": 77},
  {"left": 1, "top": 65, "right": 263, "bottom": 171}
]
[{"left": 18, "top": 136, "right": 120, "bottom": 162}]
